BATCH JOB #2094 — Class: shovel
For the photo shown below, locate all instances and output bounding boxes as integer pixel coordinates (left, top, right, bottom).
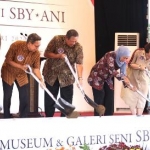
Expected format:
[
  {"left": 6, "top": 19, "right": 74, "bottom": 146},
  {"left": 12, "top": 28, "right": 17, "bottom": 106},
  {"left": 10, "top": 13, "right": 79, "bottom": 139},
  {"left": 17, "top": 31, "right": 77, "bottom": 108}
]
[
  {"left": 64, "top": 56, "right": 105, "bottom": 116},
  {"left": 25, "top": 65, "right": 79, "bottom": 118}
]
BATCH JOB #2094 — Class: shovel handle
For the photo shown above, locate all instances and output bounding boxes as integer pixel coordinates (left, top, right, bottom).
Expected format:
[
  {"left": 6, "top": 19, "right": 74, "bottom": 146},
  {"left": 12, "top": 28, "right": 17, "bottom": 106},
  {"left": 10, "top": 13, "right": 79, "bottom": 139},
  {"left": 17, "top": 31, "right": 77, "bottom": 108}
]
[
  {"left": 25, "top": 65, "right": 75, "bottom": 116},
  {"left": 129, "top": 83, "right": 150, "bottom": 102},
  {"left": 145, "top": 68, "right": 150, "bottom": 78},
  {"left": 64, "top": 56, "right": 100, "bottom": 109},
  {"left": 64, "top": 56, "right": 85, "bottom": 95},
  {"left": 25, "top": 64, "right": 33, "bottom": 74},
  {"left": 25, "top": 65, "right": 58, "bottom": 102}
]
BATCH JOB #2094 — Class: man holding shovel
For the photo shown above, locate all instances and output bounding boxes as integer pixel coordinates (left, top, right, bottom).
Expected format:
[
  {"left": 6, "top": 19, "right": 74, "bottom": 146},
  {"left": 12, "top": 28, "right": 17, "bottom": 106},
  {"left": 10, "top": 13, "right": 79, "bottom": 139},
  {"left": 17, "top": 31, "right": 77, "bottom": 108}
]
[{"left": 42, "top": 29, "right": 83, "bottom": 117}]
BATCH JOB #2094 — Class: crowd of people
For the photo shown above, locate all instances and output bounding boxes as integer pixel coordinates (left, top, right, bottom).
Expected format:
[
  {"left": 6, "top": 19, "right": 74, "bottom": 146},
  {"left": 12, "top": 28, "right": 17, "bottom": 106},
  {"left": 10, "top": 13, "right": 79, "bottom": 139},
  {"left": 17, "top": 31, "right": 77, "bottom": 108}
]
[{"left": 1, "top": 29, "right": 150, "bottom": 118}]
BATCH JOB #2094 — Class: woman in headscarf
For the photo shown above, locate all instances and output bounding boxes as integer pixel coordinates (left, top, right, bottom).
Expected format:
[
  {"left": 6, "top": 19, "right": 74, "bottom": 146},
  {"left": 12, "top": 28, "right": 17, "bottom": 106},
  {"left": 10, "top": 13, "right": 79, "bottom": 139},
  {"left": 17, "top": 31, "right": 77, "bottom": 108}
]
[
  {"left": 88, "top": 45, "right": 134, "bottom": 116},
  {"left": 121, "top": 43, "right": 150, "bottom": 115}
]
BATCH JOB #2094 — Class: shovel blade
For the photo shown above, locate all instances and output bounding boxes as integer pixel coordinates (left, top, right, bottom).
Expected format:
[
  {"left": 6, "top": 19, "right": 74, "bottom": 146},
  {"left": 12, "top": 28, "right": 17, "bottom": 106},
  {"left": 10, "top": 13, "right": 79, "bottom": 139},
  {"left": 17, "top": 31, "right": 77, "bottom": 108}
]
[
  {"left": 84, "top": 94, "right": 98, "bottom": 108},
  {"left": 54, "top": 103, "right": 68, "bottom": 116},
  {"left": 57, "top": 97, "right": 75, "bottom": 115}
]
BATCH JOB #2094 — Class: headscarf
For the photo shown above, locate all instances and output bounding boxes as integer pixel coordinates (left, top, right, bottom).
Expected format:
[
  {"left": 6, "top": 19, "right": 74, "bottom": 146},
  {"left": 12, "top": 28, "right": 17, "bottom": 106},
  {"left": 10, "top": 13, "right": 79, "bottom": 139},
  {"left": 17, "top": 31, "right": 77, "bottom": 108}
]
[{"left": 115, "top": 45, "right": 130, "bottom": 76}]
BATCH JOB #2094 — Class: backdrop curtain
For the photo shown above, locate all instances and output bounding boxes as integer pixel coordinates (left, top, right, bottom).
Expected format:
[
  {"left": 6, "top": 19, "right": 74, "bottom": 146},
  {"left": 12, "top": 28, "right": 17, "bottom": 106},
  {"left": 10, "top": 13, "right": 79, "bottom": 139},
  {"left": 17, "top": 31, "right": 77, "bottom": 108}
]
[{"left": 94, "top": 0, "right": 148, "bottom": 61}]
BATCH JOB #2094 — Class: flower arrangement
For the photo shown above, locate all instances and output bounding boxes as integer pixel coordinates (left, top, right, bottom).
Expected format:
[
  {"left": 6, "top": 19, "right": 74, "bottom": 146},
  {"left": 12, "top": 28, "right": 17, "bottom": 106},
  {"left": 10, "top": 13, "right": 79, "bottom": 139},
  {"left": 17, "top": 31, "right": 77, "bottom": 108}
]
[
  {"left": 48, "top": 145, "right": 76, "bottom": 150},
  {"left": 53, "top": 144, "right": 90, "bottom": 150},
  {"left": 99, "top": 142, "right": 143, "bottom": 150},
  {"left": 49, "top": 142, "right": 145, "bottom": 150},
  {"left": 48, "top": 144, "right": 90, "bottom": 150}
]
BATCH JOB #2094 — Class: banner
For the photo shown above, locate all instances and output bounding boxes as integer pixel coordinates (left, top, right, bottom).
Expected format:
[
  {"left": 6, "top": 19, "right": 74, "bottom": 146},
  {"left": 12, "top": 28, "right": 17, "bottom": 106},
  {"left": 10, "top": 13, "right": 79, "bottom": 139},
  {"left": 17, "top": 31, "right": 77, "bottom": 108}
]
[
  {"left": 0, "top": 115, "right": 150, "bottom": 150},
  {"left": 0, "top": 0, "right": 95, "bottom": 113}
]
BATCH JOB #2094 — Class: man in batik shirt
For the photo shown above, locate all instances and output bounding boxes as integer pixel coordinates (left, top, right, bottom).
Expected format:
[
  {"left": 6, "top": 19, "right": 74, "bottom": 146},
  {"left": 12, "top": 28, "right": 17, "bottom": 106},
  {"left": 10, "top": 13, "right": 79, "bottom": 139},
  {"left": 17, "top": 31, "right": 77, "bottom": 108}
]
[
  {"left": 1, "top": 33, "right": 44, "bottom": 118},
  {"left": 42, "top": 29, "right": 83, "bottom": 117}
]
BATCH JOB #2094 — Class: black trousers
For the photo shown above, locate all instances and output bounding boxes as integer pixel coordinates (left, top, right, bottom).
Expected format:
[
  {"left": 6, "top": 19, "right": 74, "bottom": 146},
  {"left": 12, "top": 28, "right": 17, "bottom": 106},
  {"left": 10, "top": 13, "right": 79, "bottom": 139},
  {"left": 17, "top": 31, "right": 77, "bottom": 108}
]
[
  {"left": 2, "top": 80, "right": 29, "bottom": 118},
  {"left": 92, "top": 82, "right": 114, "bottom": 116},
  {"left": 44, "top": 79, "right": 73, "bottom": 117}
]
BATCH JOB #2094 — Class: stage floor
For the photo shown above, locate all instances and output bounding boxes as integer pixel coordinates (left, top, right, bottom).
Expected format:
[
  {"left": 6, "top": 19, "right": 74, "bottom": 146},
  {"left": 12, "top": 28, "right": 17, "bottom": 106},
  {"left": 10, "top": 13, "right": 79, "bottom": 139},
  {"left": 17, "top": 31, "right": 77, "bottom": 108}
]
[{"left": 0, "top": 110, "right": 150, "bottom": 119}]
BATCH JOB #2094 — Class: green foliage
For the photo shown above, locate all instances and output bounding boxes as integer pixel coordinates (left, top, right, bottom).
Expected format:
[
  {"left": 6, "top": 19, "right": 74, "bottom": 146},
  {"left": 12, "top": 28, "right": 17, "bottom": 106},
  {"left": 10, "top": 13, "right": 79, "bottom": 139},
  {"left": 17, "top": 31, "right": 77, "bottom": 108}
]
[{"left": 79, "top": 143, "right": 90, "bottom": 150}]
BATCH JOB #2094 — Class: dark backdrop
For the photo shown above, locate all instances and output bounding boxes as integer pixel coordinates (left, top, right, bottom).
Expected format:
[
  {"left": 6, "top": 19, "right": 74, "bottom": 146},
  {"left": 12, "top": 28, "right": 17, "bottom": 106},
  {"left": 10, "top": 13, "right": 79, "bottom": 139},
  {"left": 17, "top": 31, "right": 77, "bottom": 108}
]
[{"left": 94, "top": 0, "right": 148, "bottom": 61}]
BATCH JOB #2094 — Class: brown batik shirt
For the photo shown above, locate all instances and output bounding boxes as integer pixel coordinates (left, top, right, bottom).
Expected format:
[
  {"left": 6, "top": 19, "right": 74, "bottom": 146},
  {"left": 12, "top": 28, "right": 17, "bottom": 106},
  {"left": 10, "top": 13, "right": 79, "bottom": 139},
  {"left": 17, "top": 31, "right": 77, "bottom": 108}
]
[
  {"left": 42, "top": 35, "right": 83, "bottom": 87},
  {"left": 1, "top": 40, "right": 40, "bottom": 87},
  {"left": 88, "top": 51, "right": 121, "bottom": 90}
]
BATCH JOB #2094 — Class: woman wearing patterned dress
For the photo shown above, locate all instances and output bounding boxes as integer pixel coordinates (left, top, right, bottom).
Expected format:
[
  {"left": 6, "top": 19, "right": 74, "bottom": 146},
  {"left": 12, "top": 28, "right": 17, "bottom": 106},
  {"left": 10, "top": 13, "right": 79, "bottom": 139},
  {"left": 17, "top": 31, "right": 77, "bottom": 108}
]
[{"left": 88, "top": 46, "right": 133, "bottom": 116}]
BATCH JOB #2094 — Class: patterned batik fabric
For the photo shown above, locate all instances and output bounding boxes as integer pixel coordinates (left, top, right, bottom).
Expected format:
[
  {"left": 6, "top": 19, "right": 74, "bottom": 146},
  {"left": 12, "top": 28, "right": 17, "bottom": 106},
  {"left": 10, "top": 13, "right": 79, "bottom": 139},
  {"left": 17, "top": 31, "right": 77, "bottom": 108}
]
[
  {"left": 1, "top": 40, "right": 40, "bottom": 86},
  {"left": 42, "top": 35, "right": 83, "bottom": 87},
  {"left": 88, "top": 51, "right": 120, "bottom": 90}
]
